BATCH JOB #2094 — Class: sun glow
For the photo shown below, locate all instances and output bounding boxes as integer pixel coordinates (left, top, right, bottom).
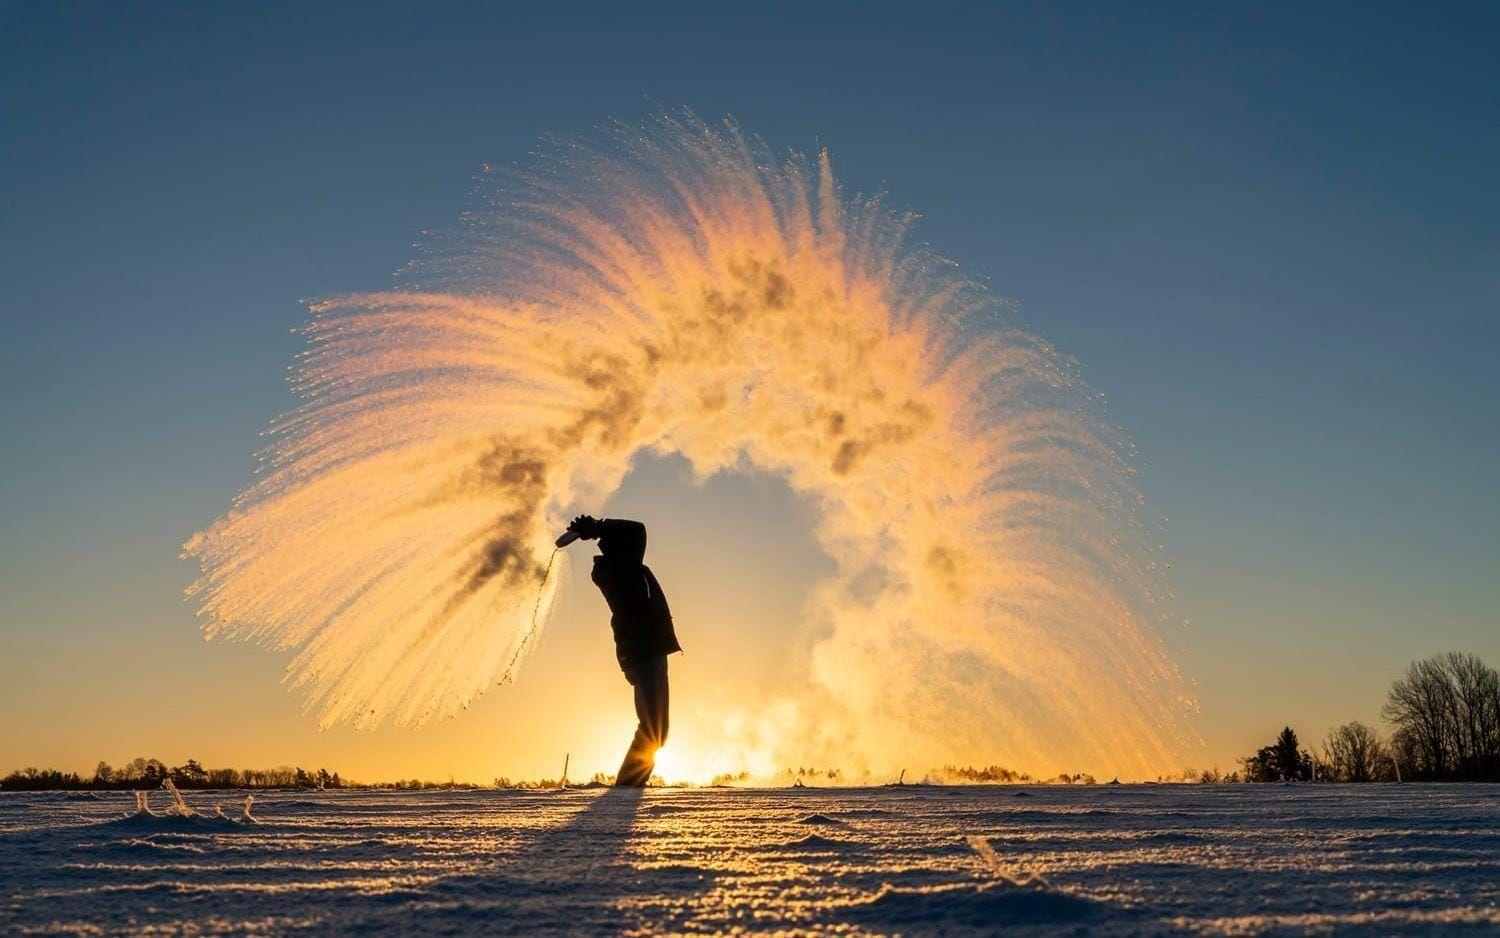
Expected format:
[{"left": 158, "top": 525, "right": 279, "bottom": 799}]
[
  {"left": 647, "top": 721, "right": 758, "bottom": 786},
  {"left": 648, "top": 745, "right": 696, "bottom": 785}
]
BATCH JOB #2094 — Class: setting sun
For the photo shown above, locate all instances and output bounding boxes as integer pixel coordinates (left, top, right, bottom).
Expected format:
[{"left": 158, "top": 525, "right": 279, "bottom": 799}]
[{"left": 647, "top": 745, "right": 691, "bottom": 785}]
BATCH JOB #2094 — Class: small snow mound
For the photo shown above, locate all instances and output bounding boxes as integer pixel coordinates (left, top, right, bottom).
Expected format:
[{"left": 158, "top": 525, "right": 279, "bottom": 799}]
[
  {"left": 1139, "top": 830, "right": 1203, "bottom": 844},
  {"left": 1012, "top": 790, "right": 1032, "bottom": 797},
  {"left": 104, "top": 836, "right": 208, "bottom": 857},
  {"left": 265, "top": 798, "right": 325, "bottom": 808},
  {"left": 780, "top": 833, "right": 852, "bottom": 851},
  {"left": 797, "top": 813, "right": 844, "bottom": 826},
  {"left": 840, "top": 880, "right": 1102, "bottom": 927},
  {"left": 105, "top": 811, "right": 240, "bottom": 833},
  {"left": 641, "top": 803, "right": 692, "bottom": 815}
]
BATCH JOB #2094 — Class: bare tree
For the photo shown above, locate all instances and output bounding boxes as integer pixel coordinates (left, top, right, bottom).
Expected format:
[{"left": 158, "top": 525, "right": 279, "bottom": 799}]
[
  {"left": 1384, "top": 652, "right": 1500, "bottom": 781},
  {"left": 1321, "top": 721, "right": 1387, "bottom": 782},
  {"left": 1385, "top": 657, "right": 1454, "bottom": 777},
  {"left": 1437, "top": 652, "right": 1500, "bottom": 778}
]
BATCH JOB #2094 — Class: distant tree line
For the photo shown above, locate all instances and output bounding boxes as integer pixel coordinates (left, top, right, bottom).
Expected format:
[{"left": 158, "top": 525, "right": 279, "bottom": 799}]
[
  {"left": 0, "top": 757, "right": 349, "bottom": 791},
  {"left": 942, "top": 764, "right": 1033, "bottom": 783},
  {"left": 1237, "top": 651, "right": 1500, "bottom": 783},
  {"left": 7, "top": 652, "right": 1494, "bottom": 790}
]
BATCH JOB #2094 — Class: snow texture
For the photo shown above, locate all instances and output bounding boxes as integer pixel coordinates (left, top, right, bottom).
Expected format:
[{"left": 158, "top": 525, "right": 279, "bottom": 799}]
[{"left": 2, "top": 784, "right": 1496, "bottom": 934}]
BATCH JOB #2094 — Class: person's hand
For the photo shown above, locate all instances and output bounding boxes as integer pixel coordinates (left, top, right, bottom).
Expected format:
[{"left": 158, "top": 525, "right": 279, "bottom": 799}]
[{"left": 568, "top": 515, "right": 601, "bottom": 539}]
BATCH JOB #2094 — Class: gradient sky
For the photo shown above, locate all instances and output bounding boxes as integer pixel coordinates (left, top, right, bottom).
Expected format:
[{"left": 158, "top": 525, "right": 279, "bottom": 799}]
[{"left": 2, "top": 2, "right": 1496, "bottom": 782}]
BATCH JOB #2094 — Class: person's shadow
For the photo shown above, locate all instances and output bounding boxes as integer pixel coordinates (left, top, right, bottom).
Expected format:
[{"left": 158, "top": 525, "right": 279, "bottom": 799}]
[{"left": 353, "top": 786, "right": 711, "bottom": 934}]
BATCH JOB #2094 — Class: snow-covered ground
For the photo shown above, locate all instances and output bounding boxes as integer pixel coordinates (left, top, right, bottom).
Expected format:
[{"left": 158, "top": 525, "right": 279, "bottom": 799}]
[{"left": 1, "top": 783, "right": 1496, "bottom": 934}]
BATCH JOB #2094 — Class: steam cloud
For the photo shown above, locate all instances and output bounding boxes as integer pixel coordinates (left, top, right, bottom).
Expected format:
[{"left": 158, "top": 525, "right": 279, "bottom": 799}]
[{"left": 184, "top": 111, "right": 1196, "bottom": 777}]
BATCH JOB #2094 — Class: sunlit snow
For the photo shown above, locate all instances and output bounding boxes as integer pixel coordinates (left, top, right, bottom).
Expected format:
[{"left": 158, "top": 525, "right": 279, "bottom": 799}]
[{"left": 3, "top": 784, "right": 1496, "bottom": 933}]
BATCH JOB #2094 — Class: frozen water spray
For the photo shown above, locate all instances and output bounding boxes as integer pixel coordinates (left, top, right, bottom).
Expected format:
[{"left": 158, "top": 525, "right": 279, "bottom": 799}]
[{"left": 184, "top": 110, "right": 1195, "bottom": 776}]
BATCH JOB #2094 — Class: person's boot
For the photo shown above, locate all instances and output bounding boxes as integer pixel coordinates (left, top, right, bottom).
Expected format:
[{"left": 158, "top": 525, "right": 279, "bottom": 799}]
[{"left": 615, "top": 729, "right": 655, "bottom": 786}]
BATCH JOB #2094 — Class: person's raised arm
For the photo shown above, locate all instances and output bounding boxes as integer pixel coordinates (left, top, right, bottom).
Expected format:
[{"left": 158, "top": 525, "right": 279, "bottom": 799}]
[{"left": 567, "top": 515, "right": 646, "bottom": 563}]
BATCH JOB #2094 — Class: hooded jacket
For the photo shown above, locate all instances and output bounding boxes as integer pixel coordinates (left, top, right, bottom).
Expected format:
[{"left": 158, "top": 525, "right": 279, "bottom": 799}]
[{"left": 588, "top": 519, "right": 681, "bottom": 671}]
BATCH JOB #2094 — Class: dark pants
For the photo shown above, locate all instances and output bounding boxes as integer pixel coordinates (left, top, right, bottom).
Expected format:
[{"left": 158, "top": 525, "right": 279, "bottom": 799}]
[{"left": 616, "top": 656, "right": 669, "bottom": 787}]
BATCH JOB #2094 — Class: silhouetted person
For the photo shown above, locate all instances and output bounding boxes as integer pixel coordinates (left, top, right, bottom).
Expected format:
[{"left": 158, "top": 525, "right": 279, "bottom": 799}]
[{"left": 564, "top": 515, "right": 681, "bottom": 787}]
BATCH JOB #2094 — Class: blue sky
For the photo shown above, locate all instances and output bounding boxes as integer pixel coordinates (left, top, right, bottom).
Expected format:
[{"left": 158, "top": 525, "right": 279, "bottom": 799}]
[{"left": 2, "top": 1, "right": 1496, "bottom": 776}]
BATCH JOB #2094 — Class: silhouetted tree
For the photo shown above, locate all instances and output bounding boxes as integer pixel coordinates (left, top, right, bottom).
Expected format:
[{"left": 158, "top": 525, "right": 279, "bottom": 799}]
[
  {"left": 1271, "top": 727, "right": 1307, "bottom": 779},
  {"left": 138, "top": 759, "right": 167, "bottom": 786},
  {"left": 1321, "top": 721, "right": 1390, "bottom": 782},
  {"left": 1384, "top": 652, "right": 1500, "bottom": 780},
  {"left": 172, "top": 759, "right": 209, "bottom": 787},
  {"left": 1241, "top": 727, "right": 1312, "bottom": 781},
  {"left": 207, "top": 767, "right": 242, "bottom": 787}
]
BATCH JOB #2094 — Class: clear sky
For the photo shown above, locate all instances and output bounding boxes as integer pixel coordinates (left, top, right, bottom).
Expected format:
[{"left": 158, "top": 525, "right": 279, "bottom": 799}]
[{"left": 2, "top": 2, "right": 1496, "bottom": 782}]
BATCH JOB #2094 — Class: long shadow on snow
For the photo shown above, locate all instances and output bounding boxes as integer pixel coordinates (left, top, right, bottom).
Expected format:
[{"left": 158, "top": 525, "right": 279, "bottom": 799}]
[{"left": 347, "top": 787, "right": 713, "bottom": 935}]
